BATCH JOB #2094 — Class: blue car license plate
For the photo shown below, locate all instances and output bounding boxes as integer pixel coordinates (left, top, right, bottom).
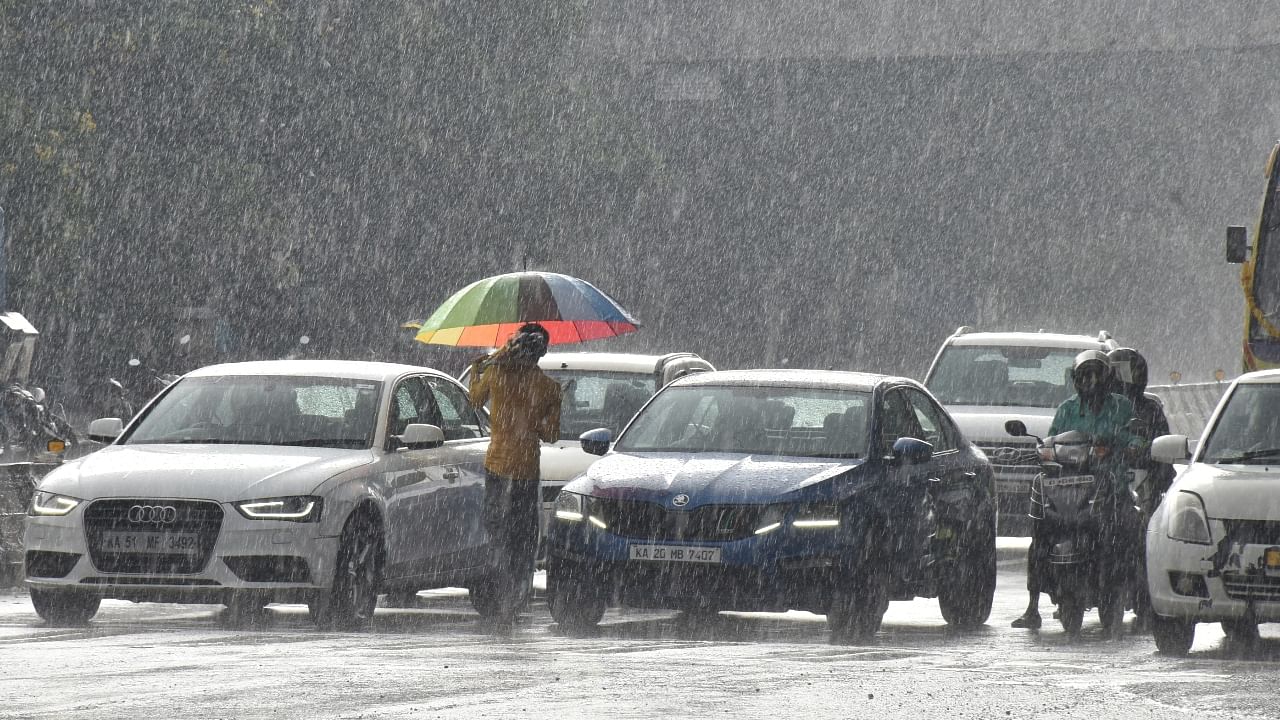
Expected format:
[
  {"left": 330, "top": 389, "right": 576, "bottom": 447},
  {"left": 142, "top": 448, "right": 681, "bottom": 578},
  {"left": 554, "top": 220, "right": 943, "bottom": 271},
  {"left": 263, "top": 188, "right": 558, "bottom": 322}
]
[{"left": 629, "top": 544, "right": 721, "bottom": 564}]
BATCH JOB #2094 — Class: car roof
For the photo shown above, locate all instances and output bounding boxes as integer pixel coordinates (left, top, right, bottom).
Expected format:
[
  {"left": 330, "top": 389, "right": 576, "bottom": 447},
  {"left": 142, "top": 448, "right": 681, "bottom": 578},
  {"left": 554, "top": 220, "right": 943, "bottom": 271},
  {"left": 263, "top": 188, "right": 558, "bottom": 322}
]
[
  {"left": 539, "top": 352, "right": 700, "bottom": 374},
  {"left": 669, "top": 368, "right": 905, "bottom": 392},
  {"left": 1235, "top": 369, "right": 1280, "bottom": 384},
  {"left": 184, "top": 359, "right": 445, "bottom": 383},
  {"left": 944, "top": 331, "right": 1113, "bottom": 350}
]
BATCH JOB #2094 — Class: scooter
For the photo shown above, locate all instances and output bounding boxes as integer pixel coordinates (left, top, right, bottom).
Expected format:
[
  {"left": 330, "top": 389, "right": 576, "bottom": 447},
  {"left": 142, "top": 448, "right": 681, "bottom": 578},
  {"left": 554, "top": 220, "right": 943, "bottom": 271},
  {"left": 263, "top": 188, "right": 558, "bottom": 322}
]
[{"left": 1005, "top": 419, "right": 1142, "bottom": 636}]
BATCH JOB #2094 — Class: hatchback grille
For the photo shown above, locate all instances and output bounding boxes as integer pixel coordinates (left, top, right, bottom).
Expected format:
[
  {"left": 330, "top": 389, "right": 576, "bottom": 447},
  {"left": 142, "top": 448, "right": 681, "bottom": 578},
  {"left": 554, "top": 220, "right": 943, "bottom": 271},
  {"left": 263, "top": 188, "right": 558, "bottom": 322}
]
[
  {"left": 1222, "top": 573, "right": 1280, "bottom": 602},
  {"left": 1222, "top": 520, "right": 1280, "bottom": 547},
  {"left": 595, "top": 498, "right": 763, "bottom": 541},
  {"left": 83, "top": 499, "right": 223, "bottom": 574}
]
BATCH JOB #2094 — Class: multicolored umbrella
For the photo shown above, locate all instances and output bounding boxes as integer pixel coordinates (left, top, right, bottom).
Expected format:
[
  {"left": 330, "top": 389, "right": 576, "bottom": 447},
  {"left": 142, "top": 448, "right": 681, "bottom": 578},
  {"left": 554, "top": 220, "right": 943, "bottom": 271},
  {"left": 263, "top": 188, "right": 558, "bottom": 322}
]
[{"left": 408, "top": 271, "right": 641, "bottom": 347}]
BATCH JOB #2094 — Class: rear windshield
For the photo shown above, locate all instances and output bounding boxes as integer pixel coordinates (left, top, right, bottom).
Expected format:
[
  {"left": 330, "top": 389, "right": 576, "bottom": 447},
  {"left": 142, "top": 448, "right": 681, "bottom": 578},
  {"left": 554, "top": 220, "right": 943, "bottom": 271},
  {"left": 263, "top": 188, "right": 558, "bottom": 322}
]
[
  {"left": 124, "top": 375, "right": 382, "bottom": 449},
  {"left": 927, "top": 345, "right": 1081, "bottom": 408},
  {"left": 545, "top": 370, "right": 656, "bottom": 440},
  {"left": 615, "top": 385, "right": 870, "bottom": 459}
]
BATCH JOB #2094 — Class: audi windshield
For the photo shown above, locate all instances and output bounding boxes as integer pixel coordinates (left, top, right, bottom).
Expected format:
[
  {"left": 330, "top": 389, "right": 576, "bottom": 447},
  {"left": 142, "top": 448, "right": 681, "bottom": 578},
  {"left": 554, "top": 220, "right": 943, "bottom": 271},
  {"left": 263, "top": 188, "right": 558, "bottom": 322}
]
[
  {"left": 123, "top": 375, "right": 383, "bottom": 449},
  {"left": 614, "top": 385, "right": 870, "bottom": 459}
]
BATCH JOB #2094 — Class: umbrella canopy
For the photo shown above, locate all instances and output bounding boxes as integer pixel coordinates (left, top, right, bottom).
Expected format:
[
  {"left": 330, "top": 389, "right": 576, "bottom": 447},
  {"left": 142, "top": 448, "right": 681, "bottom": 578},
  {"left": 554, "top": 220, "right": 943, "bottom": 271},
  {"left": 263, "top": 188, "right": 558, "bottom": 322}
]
[{"left": 410, "top": 271, "right": 641, "bottom": 347}]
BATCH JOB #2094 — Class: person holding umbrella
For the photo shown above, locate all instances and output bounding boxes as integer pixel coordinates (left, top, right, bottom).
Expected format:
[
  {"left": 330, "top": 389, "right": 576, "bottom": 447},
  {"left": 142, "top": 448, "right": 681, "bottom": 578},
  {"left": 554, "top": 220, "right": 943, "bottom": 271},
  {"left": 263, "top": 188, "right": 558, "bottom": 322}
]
[{"left": 468, "top": 322, "right": 562, "bottom": 627}]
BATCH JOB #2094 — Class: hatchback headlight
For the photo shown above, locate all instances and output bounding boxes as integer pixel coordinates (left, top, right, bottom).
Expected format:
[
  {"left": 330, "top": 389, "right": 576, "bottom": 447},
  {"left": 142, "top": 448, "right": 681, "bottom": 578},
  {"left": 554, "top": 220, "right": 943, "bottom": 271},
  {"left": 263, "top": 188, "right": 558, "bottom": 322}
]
[
  {"left": 234, "top": 496, "right": 322, "bottom": 522},
  {"left": 30, "top": 491, "right": 81, "bottom": 517},
  {"left": 1167, "top": 491, "right": 1211, "bottom": 545}
]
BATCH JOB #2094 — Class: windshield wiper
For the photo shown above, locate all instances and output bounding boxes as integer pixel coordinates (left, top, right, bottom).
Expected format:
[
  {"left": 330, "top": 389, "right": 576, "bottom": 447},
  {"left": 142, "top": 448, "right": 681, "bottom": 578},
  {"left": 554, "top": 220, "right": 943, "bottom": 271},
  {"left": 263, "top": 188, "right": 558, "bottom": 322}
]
[
  {"left": 277, "top": 438, "right": 368, "bottom": 448},
  {"left": 1212, "top": 448, "right": 1280, "bottom": 464}
]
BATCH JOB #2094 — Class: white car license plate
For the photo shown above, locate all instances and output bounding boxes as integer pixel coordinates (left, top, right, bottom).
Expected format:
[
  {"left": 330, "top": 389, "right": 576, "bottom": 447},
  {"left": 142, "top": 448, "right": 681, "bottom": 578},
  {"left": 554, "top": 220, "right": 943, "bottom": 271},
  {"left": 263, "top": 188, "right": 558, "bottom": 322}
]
[
  {"left": 629, "top": 544, "right": 721, "bottom": 564},
  {"left": 99, "top": 531, "right": 200, "bottom": 555}
]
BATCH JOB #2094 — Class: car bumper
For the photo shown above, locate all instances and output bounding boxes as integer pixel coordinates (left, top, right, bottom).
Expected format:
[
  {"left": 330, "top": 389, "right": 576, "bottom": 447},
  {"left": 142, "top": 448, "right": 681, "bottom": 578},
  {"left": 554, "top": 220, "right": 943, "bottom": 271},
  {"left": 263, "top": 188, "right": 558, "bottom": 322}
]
[
  {"left": 1147, "top": 529, "right": 1280, "bottom": 622},
  {"left": 547, "top": 520, "right": 846, "bottom": 613},
  {"left": 23, "top": 506, "right": 339, "bottom": 604}
]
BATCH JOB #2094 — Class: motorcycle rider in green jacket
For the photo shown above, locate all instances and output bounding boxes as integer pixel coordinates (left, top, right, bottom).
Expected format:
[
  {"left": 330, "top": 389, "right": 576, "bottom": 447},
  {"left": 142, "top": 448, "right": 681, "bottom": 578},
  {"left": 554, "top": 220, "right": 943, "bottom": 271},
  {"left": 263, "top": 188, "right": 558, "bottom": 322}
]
[{"left": 1011, "top": 350, "right": 1145, "bottom": 630}]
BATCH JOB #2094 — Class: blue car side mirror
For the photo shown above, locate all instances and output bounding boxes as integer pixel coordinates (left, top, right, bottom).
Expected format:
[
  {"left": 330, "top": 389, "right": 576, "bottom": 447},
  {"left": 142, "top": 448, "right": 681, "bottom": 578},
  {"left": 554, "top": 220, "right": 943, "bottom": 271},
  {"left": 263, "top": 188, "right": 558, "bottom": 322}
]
[
  {"left": 580, "top": 427, "right": 613, "bottom": 456},
  {"left": 892, "top": 437, "right": 933, "bottom": 465}
]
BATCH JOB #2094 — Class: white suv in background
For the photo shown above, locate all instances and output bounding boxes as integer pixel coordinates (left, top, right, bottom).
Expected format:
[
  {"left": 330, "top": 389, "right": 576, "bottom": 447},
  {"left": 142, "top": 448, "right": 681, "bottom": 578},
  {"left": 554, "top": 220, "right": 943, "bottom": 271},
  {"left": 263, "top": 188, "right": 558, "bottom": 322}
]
[
  {"left": 923, "top": 327, "right": 1118, "bottom": 535},
  {"left": 537, "top": 352, "right": 714, "bottom": 525}
]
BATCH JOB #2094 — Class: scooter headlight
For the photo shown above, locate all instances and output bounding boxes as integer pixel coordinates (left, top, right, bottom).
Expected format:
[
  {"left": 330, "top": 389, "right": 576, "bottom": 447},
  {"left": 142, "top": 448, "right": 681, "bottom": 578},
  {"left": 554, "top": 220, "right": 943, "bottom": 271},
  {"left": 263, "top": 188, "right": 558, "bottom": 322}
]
[{"left": 1167, "top": 491, "right": 1212, "bottom": 545}]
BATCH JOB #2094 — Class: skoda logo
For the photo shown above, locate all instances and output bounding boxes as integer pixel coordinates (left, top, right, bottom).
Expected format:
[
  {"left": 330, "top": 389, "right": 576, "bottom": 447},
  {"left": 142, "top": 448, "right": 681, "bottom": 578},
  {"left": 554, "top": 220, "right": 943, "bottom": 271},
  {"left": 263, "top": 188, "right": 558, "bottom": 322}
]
[
  {"left": 671, "top": 494, "right": 690, "bottom": 507},
  {"left": 128, "top": 504, "right": 178, "bottom": 525}
]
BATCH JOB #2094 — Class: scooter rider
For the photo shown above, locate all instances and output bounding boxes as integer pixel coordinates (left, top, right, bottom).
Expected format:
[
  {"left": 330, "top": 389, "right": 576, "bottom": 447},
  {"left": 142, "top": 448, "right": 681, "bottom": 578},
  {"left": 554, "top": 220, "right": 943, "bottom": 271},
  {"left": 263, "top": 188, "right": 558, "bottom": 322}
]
[
  {"left": 1011, "top": 350, "right": 1145, "bottom": 629},
  {"left": 1106, "top": 347, "right": 1175, "bottom": 513}
]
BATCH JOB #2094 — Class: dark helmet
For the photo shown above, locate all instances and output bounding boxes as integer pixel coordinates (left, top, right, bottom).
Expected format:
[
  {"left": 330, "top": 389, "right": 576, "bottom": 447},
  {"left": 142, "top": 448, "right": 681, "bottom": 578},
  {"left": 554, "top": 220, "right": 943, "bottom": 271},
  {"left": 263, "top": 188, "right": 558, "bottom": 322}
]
[
  {"left": 1106, "top": 347, "right": 1148, "bottom": 396},
  {"left": 1072, "top": 350, "right": 1112, "bottom": 400}
]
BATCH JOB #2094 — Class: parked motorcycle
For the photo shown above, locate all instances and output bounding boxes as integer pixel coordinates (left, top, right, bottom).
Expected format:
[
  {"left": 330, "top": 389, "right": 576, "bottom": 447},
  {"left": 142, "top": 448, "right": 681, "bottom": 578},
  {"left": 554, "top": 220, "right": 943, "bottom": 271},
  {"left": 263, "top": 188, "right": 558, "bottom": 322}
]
[
  {"left": 102, "top": 358, "right": 180, "bottom": 422},
  {"left": 1005, "top": 419, "right": 1143, "bottom": 636}
]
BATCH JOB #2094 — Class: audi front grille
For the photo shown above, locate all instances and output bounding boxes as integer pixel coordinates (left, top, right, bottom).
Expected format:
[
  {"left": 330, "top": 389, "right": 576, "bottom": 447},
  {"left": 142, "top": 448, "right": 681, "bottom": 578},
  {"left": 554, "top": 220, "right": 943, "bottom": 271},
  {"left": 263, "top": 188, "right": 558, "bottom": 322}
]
[{"left": 84, "top": 499, "right": 224, "bottom": 574}]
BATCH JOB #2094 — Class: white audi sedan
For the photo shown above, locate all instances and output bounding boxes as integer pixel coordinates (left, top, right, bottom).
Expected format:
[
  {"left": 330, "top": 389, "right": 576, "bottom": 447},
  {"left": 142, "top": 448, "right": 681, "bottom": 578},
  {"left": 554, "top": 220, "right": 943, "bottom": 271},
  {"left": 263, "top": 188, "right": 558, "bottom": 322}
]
[
  {"left": 1147, "top": 369, "right": 1280, "bottom": 655},
  {"left": 24, "top": 360, "right": 493, "bottom": 628}
]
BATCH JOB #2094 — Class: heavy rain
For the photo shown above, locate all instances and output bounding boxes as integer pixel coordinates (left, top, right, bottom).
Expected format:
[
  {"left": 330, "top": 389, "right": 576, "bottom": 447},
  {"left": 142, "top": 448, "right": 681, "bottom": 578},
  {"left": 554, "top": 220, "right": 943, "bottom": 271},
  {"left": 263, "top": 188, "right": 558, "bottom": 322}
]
[{"left": 2, "top": 2, "right": 1280, "bottom": 719}]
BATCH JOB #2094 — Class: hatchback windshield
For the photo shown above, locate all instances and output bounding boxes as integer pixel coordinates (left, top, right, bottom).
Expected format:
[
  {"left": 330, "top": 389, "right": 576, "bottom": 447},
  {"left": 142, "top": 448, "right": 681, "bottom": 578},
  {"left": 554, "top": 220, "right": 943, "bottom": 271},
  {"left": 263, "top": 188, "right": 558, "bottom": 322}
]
[
  {"left": 1200, "top": 383, "right": 1280, "bottom": 464},
  {"left": 125, "top": 375, "right": 383, "bottom": 449},
  {"left": 546, "top": 369, "right": 656, "bottom": 440},
  {"left": 928, "top": 345, "right": 1081, "bottom": 408},
  {"left": 615, "top": 385, "right": 870, "bottom": 459}
]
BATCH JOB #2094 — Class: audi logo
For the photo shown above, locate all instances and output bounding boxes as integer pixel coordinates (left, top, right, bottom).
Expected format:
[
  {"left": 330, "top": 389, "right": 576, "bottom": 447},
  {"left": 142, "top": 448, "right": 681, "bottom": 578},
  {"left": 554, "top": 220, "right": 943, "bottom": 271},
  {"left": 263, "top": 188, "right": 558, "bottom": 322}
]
[{"left": 128, "top": 504, "right": 178, "bottom": 525}]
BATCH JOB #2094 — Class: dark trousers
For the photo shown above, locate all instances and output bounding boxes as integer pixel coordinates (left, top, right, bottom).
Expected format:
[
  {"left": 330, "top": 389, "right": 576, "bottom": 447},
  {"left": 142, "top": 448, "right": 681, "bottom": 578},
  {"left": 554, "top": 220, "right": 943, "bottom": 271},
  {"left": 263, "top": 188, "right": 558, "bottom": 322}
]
[{"left": 483, "top": 471, "right": 540, "bottom": 615}]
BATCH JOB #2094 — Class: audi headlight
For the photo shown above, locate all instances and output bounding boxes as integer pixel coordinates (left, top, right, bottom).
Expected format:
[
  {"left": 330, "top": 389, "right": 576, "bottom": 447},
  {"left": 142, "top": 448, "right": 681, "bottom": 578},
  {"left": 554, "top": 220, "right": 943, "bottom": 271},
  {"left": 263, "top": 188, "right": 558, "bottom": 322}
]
[
  {"left": 793, "top": 502, "right": 841, "bottom": 529},
  {"left": 234, "top": 496, "right": 322, "bottom": 522},
  {"left": 30, "top": 491, "right": 81, "bottom": 517},
  {"left": 1167, "top": 491, "right": 1212, "bottom": 545},
  {"left": 555, "top": 490, "right": 585, "bottom": 522}
]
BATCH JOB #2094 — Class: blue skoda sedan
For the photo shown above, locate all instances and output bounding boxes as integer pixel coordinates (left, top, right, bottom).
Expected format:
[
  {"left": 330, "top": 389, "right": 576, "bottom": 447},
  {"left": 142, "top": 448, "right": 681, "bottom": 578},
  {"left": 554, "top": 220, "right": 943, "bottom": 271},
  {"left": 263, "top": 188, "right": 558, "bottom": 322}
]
[{"left": 545, "top": 369, "right": 997, "bottom": 642}]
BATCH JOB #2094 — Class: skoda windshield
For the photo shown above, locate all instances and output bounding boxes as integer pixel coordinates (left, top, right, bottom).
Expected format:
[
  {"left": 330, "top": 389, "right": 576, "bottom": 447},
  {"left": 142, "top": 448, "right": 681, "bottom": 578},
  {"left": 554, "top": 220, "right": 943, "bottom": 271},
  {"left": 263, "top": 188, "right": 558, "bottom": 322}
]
[
  {"left": 123, "top": 375, "right": 383, "bottom": 449},
  {"left": 614, "top": 384, "right": 869, "bottom": 459},
  {"left": 928, "top": 345, "right": 1079, "bottom": 408}
]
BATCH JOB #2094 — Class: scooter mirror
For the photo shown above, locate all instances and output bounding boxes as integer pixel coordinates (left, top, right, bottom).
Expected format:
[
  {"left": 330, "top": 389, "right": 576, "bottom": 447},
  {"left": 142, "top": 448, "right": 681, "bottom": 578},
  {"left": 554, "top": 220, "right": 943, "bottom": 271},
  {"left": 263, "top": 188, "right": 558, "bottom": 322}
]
[{"left": 1004, "top": 419, "right": 1028, "bottom": 437}]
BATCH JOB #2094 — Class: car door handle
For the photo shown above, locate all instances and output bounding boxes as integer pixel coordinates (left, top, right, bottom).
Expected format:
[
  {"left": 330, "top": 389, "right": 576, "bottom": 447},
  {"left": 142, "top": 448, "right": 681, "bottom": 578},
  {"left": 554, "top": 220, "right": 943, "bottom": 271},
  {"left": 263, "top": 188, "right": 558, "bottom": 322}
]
[{"left": 443, "top": 468, "right": 461, "bottom": 482}]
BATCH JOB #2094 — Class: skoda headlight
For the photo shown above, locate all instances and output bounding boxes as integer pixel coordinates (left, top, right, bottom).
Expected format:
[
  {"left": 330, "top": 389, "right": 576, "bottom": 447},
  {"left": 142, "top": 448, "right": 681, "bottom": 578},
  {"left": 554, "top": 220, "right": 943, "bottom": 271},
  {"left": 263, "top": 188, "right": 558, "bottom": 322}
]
[
  {"left": 753, "top": 504, "right": 786, "bottom": 535},
  {"left": 554, "top": 491, "right": 607, "bottom": 528},
  {"left": 1167, "top": 491, "right": 1212, "bottom": 545},
  {"left": 555, "top": 490, "right": 585, "bottom": 522},
  {"left": 30, "top": 491, "right": 82, "bottom": 517},
  {"left": 793, "top": 502, "right": 841, "bottom": 529},
  {"left": 234, "top": 496, "right": 322, "bottom": 522}
]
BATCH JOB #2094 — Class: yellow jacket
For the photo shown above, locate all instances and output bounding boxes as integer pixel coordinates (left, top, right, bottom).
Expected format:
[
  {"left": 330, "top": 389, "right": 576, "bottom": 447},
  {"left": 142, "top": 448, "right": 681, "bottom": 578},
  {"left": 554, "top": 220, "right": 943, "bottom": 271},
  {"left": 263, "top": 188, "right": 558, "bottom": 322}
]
[{"left": 469, "top": 358, "right": 561, "bottom": 480}]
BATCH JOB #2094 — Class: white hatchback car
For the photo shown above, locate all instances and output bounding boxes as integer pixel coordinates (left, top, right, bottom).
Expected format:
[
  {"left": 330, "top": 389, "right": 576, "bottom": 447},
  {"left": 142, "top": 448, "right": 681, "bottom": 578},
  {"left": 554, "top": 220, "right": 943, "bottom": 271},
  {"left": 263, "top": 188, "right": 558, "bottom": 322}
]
[
  {"left": 1147, "top": 369, "right": 1280, "bottom": 654},
  {"left": 24, "top": 360, "right": 494, "bottom": 628}
]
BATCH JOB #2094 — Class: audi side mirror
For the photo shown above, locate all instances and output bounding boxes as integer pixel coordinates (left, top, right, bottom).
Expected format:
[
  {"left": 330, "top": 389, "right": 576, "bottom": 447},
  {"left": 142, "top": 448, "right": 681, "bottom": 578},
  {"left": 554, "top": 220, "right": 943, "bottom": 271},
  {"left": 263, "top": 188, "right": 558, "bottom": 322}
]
[
  {"left": 396, "top": 423, "right": 444, "bottom": 450},
  {"left": 87, "top": 417, "right": 124, "bottom": 443}
]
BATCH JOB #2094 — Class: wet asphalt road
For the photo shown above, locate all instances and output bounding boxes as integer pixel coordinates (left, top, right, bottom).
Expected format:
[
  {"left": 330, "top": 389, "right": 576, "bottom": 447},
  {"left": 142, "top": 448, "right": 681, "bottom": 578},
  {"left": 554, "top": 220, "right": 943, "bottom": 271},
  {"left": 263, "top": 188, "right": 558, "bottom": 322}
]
[{"left": 2, "top": 553, "right": 1279, "bottom": 720}]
